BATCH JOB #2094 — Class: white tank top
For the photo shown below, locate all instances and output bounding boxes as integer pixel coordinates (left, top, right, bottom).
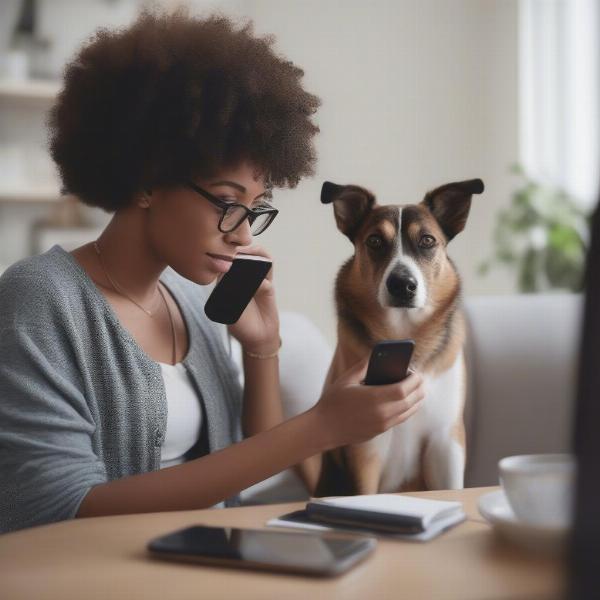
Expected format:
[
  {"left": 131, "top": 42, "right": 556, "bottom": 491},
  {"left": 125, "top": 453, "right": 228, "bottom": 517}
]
[
  {"left": 158, "top": 361, "right": 226, "bottom": 509},
  {"left": 158, "top": 362, "right": 202, "bottom": 469}
]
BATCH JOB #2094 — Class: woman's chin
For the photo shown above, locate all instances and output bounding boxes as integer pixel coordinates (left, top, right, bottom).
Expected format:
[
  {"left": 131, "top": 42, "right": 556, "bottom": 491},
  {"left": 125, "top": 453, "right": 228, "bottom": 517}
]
[{"left": 194, "top": 271, "right": 220, "bottom": 286}]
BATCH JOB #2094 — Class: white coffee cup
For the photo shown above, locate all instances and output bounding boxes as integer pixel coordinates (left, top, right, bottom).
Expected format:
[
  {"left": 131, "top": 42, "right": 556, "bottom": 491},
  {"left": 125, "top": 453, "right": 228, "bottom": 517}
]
[{"left": 498, "top": 453, "right": 576, "bottom": 528}]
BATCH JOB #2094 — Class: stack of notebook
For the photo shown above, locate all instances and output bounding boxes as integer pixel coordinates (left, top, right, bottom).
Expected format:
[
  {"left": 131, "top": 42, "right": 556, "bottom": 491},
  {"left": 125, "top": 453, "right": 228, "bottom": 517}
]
[{"left": 268, "top": 494, "right": 466, "bottom": 542}]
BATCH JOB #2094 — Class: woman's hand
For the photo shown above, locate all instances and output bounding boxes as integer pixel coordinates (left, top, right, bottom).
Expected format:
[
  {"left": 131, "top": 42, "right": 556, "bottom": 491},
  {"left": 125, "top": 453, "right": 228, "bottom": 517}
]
[
  {"left": 226, "top": 244, "right": 280, "bottom": 354},
  {"left": 311, "top": 357, "right": 425, "bottom": 450}
]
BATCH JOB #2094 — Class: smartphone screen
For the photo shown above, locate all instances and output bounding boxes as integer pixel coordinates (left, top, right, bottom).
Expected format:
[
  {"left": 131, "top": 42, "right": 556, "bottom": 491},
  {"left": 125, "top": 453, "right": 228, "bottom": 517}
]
[
  {"left": 364, "top": 339, "right": 415, "bottom": 385},
  {"left": 204, "top": 254, "right": 272, "bottom": 324},
  {"left": 147, "top": 525, "right": 375, "bottom": 576}
]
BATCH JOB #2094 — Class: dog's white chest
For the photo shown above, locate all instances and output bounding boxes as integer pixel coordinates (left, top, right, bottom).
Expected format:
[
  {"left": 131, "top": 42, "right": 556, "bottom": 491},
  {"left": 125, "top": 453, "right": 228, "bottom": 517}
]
[{"left": 375, "top": 352, "right": 466, "bottom": 492}]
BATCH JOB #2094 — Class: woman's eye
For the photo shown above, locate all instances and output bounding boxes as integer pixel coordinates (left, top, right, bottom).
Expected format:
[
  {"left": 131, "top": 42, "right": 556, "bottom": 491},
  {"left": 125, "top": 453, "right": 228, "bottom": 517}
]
[
  {"left": 419, "top": 234, "right": 436, "bottom": 249},
  {"left": 220, "top": 197, "right": 238, "bottom": 204},
  {"left": 366, "top": 234, "right": 384, "bottom": 249}
]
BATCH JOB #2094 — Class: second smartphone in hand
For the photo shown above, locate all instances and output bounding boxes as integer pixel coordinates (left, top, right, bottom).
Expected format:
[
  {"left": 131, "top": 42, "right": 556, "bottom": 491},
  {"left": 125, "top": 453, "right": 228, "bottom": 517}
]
[{"left": 363, "top": 339, "right": 415, "bottom": 386}]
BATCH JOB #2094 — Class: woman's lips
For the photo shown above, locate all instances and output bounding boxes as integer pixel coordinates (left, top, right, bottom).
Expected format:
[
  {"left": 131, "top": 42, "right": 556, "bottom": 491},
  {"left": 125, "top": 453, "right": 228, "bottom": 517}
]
[{"left": 206, "top": 252, "right": 234, "bottom": 273}]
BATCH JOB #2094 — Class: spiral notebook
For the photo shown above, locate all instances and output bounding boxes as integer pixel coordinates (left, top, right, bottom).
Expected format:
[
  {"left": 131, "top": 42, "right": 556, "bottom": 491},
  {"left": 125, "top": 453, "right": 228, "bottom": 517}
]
[{"left": 267, "top": 494, "right": 466, "bottom": 542}]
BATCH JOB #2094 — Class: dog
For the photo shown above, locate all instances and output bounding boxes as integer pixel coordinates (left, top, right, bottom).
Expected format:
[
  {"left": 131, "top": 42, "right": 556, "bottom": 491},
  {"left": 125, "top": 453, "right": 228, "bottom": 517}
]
[{"left": 315, "top": 178, "right": 484, "bottom": 497}]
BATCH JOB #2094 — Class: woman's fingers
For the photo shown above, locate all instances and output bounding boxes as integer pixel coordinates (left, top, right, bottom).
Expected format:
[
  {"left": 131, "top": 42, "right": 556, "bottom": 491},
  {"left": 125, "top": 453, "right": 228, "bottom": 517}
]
[
  {"left": 369, "top": 373, "right": 425, "bottom": 424},
  {"left": 377, "top": 383, "right": 423, "bottom": 418},
  {"left": 376, "top": 371, "right": 423, "bottom": 401},
  {"left": 316, "top": 364, "right": 426, "bottom": 446},
  {"left": 237, "top": 243, "right": 272, "bottom": 260},
  {"left": 337, "top": 355, "right": 370, "bottom": 385},
  {"left": 397, "top": 371, "right": 423, "bottom": 397},
  {"left": 388, "top": 399, "right": 423, "bottom": 427}
]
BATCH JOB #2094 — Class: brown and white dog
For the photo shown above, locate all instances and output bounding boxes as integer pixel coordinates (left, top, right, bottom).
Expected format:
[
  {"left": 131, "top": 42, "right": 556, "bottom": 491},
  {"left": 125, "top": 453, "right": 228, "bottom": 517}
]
[{"left": 315, "top": 178, "right": 484, "bottom": 497}]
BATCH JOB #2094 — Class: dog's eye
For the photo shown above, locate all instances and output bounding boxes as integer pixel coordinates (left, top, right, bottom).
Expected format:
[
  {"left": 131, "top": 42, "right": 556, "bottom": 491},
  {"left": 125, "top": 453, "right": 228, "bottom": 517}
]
[
  {"left": 419, "top": 234, "right": 437, "bottom": 249},
  {"left": 366, "top": 234, "right": 384, "bottom": 249}
]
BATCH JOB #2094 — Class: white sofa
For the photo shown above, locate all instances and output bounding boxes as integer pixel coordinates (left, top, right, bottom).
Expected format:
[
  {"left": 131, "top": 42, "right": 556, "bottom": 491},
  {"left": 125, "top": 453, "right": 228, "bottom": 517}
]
[
  {"left": 463, "top": 293, "right": 581, "bottom": 486},
  {"left": 238, "top": 293, "right": 582, "bottom": 503}
]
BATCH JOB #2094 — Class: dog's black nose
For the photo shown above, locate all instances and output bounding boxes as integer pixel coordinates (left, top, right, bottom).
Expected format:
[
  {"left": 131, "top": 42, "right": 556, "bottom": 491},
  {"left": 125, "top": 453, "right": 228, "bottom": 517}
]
[{"left": 386, "top": 270, "right": 417, "bottom": 302}]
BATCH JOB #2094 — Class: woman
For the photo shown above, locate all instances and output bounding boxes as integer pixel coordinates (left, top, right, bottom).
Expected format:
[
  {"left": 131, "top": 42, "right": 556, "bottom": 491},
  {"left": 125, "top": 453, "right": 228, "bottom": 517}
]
[{"left": 0, "top": 9, "right": 424, "bottom": 533}]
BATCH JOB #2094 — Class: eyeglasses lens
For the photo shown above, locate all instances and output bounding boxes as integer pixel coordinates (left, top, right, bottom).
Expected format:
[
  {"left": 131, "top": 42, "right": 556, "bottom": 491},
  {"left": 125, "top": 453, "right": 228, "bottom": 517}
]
[
  {"left": 221, "top": 206, "right": 273, "bottom": 235},
  {"left": 249, "top": 211, "right": 273, "bottom": 235}
]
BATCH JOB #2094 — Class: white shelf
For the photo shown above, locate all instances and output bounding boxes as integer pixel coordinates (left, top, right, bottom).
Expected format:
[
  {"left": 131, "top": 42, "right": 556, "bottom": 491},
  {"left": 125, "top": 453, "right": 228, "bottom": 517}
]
[
  {"left": 0, "top": 187, "right": 61, "bottom": 203},
  {"left": 0, "top": 78, "right": 61, "bottom": 102}
]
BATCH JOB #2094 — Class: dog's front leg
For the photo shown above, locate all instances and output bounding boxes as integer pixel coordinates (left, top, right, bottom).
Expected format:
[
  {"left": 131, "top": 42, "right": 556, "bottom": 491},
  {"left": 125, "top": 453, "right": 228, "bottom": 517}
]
[
  {"left": 344, "top": 442, "right": 383, "bottom": 495},
  {"left": 423, "top": 432, "right": 465, "bottom": 490},
  {"left": 315, "top": 442, "right": 383, "bottom": 497}
]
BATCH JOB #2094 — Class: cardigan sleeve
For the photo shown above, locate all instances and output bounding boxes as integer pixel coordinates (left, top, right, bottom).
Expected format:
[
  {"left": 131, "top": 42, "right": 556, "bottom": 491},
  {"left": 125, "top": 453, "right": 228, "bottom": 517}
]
[{"left": 0, "top": 266, "right": 107, "bottom": 533}]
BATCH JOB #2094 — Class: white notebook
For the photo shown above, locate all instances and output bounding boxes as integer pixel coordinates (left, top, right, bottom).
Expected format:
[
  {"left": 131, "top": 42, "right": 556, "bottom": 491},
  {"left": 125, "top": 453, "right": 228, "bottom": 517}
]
[{"left": 268, "top": 494, "right": 466, "bottom": 542}]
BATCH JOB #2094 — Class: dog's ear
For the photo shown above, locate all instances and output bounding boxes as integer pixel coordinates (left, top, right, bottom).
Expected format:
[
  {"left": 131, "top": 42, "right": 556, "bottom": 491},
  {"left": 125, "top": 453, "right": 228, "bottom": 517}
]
[
  {"left": 321, "top": 181, "right": 376, "bottom": 241},
  {"left": 421, "top": 178, "right": 484, "bottom": 242}
]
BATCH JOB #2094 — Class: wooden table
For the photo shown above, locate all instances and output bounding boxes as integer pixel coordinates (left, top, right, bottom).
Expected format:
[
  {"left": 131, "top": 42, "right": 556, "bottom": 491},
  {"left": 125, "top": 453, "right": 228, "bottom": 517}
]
[{"left": 0, "top": 487, "right": 564, "bottom": 600}]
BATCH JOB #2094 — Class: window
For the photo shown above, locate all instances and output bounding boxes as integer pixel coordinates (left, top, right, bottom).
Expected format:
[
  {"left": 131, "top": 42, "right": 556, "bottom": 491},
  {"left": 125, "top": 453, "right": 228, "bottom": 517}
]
[{"left": 519, "top": 0, "right": 600, "bottom": 209}]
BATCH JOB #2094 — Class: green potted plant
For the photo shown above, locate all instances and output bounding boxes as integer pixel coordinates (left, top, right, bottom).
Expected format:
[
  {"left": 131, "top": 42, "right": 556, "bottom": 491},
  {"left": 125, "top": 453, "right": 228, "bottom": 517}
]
[{"left": 479, "top": 165, "right": 591, "bottom": 293}]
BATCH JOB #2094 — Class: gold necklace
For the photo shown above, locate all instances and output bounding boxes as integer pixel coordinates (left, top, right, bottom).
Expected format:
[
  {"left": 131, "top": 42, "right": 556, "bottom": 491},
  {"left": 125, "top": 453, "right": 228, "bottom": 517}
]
[
  {"left": 158, "top": 284, "right": 178, "bottom": 365},
  {"left": 93, "top": 240, "right": 177, "bottom": 364},
  {"left": 93, "top": 240, "right": 160, "bottom": 316}
]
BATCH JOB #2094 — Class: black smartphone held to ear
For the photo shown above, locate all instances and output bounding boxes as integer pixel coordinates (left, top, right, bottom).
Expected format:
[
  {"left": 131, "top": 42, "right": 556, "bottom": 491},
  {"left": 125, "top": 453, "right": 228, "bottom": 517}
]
[
  {"left": 147, "top": 525, "right": 376, "bottom": 577},
  {"left": 204, "top": 254, "right": 272, "bottom": 324},
  {"left": 364, "top": 339, "right": 415, "bottom": 385}
]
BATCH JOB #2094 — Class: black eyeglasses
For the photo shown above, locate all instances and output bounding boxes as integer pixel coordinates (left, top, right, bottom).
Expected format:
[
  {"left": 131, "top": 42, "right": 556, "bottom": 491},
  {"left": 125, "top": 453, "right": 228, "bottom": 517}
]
[{"left": 185, "top": 181, "right": 278, "bottom": 236}]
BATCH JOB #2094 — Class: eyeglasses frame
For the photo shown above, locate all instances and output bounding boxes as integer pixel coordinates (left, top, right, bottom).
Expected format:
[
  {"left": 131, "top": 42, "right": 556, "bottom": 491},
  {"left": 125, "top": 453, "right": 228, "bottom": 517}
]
[{"left": 185, "top": 180, "right": 278, "bottom": 235}]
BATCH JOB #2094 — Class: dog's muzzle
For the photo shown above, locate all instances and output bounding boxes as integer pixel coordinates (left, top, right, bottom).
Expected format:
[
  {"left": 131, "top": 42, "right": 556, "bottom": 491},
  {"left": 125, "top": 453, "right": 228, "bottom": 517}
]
[{"left": 385, "top": 266, "right": 418, "bottom": 307}]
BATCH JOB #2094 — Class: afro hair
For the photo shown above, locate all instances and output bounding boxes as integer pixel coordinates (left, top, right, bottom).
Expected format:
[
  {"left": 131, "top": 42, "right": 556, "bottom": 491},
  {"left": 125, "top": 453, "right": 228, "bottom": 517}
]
[{"left": 48, "top": 9, "right": 321, "bottom": 212}]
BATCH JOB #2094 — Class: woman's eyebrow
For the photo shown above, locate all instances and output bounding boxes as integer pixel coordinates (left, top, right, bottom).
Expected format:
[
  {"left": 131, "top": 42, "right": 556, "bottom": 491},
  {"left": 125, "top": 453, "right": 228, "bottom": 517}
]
[{"left": 209, "top": 180, "right": 267, "bottom": 200}]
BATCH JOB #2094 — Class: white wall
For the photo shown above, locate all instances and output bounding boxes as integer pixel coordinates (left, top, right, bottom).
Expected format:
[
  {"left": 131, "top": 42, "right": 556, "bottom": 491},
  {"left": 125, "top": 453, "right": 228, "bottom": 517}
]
[
  {"left": 0, "top": 0, "right": 520, "bottom": 345},
  {"left": 248, "top": 0, "right": 520, "bottom": 343}
]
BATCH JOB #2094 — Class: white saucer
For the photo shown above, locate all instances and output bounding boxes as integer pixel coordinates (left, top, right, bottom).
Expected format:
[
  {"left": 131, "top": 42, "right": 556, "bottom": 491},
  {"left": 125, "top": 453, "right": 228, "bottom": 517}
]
[{"left": 478, "top": 489, "right": 570, "bottom": 555}]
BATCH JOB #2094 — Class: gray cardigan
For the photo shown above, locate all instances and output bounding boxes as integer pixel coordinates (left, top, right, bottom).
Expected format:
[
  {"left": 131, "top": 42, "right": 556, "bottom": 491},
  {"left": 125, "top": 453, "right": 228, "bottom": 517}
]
[{"left": 0, "top": 245, "right": 244, "bottom": 534}]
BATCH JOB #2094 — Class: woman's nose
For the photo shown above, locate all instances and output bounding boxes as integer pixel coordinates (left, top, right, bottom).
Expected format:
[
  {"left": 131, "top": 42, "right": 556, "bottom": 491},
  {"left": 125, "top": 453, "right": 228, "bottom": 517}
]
[{"left": 224, "top": 217, "right": 253, "bottom": 247}]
